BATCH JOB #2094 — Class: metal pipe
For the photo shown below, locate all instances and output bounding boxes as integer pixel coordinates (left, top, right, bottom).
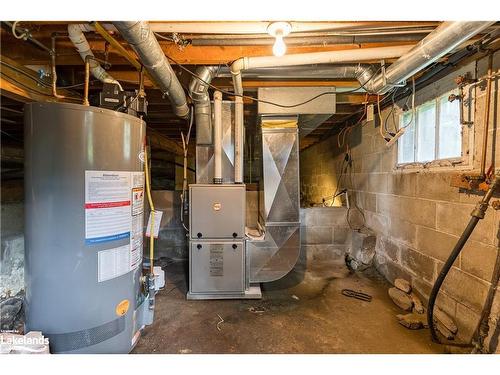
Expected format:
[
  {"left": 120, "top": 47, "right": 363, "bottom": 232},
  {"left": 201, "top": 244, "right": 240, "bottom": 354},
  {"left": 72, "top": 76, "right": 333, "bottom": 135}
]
[
  {"left": 365, "top": 21, "right": 495, "bottom": 94},
  {"left": 480, "top": 53, "right": 493, "bottom": 178},
  {"left": 188, "top": 66, "right": 218, "bottom": 143},
  {"left": 213, "top": 91, "right": 223, "bottom": 184},
  {"left": 67, "top": 24, "right": 122, "bottom": 90},
  {"left": 234, "top": 96, "right": 244, "bottom": 184},
  {"left": 192, "top": 33, "right": 429, "bottom": 46},
  {"left": 50, "top": 34, "right": 65, "bottom": 99},
  {"left": 113, "top": 21, "right": 189, "bottom": 119}
]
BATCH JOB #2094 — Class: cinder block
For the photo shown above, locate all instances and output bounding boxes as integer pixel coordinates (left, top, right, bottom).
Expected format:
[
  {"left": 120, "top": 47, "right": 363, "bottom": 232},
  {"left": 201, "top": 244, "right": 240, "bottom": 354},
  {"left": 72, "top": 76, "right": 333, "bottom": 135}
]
[
  {"left": 455, "top": 302, "right": 481, "bottom": 342},
  {"left": 364, "top": 211, "right": 390, "bottom": 236},
  {"left": 436, "top": 202, "right": 495, "bottom": 245},
  {"left": 435, "top": 291, "right": 458, "bottom": 321},
  {"left": 353, "top": 191, "right": 377, "bottom": 212},
  {"left": 410, "top": 276, "right": 434, "bottom": 302},
  {"left": 416, "top": 226, "right": 459, "bottom": 263},
  {"left": 374, "top": 255, "right": 412, "bottom": 285},
  {"left": 361, "top": 152, "right": 382, "bottom": 173},
  {"left": 441, "top": 267, "right": 490, "bottom": 313},
  {"left": 376, "top": 194, "right": 401, "bottom": 217},
  {"left": 399, "top": 197, "right": 436, "bottom": 228},
  {"left": 301, "top": 226, "right": 333, "bottom": 245},
  {"left": 400, "top": 246, "right": 436, "bottom": 283},
  {"left": 303, "top": 244, "right": 346, "bottom": 263},
  {"left": 460, "top": 240, "right": 498, "bottom": 282},
  {"left": 333, "top": 227, "right": 351, "bottom": 245},
  {"left": 416, "top": 172, "right": 461, "bottom": 202},
  {"left": 387, "top": 173, "right": 416, "bottom": 197},
  {"left": 388, "top": 218, "right": 417, "bottom": 248},
  {"left": 366, "top": 173, "right": 388, "bottom": 194},
  {"left": 313, "top": 207, "right": 348, "bottom": 226},
  {"left": 378, "top": 237, "right": 400, "bottom": 262}
]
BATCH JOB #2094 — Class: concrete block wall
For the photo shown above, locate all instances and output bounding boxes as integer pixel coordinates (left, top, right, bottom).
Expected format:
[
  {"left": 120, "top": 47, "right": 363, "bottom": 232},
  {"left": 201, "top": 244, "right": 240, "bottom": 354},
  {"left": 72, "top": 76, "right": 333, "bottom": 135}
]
[
  {"left": 300, "top": 52, "right": 500, "bottom": 350},
  {"left": 300, "top": 207, "right": 351, "bottom": 264}
]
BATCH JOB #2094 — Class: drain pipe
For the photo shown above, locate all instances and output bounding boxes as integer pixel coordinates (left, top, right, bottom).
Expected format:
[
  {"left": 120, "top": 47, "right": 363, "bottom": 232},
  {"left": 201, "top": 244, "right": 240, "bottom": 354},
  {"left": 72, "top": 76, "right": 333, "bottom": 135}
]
[
  {"left": 113, "top": 21, "right": 189, "bottom": 119},
  {"left": 67, "top": 24, "right": 122, "bottom": 90},
  {"left": 213, "top": 91, "right": 223, "bottom": 184}
]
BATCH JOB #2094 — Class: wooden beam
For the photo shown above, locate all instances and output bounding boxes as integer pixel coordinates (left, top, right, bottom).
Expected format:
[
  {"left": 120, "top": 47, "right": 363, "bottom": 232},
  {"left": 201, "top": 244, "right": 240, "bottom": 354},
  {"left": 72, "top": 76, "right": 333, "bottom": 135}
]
[
  {"left": 147, "top": 127, "right": 186, "bottom": 157},
  {"left": 0, "top": 55, "right": 81, "bottom": 103}
]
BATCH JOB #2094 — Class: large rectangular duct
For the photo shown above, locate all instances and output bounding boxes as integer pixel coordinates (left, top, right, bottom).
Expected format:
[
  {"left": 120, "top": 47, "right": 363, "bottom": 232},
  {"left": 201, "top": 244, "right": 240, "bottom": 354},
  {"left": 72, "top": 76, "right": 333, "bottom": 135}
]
[{"left": 247, "top": 117, "right": 301, "bottom": 282}]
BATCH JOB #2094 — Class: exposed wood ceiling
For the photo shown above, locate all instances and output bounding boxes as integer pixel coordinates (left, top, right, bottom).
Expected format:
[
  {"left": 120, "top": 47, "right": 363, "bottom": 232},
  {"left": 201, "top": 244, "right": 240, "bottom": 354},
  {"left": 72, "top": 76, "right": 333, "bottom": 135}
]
[{"left": 0, "top": 21, "right": 495, "bottom": 153}]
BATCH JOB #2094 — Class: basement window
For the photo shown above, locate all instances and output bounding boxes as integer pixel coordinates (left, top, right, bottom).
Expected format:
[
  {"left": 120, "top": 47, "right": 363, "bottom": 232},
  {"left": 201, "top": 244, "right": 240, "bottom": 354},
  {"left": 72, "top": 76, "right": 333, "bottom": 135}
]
[{"left": 397, "top": 90, "right": 462, "bottom": 167}]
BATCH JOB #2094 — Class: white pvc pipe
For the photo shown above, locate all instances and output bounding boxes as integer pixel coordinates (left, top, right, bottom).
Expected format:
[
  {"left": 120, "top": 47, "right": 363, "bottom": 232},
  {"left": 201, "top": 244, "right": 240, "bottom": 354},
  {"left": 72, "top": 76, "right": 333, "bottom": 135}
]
[
  {"left": 67, "top": 24, "right": 122, "bottom": 89},
  {"left": 234, "top": 96, "right": 244, "bottom": 184},
  {"left": 213, "top": 91, "right": 223, "bottom": 184}
]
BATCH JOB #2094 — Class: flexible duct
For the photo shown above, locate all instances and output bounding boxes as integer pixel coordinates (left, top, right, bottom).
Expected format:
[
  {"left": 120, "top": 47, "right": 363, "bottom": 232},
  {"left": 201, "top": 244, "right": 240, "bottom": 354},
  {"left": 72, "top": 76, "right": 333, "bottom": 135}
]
[
  {"left": 67, "top": 24, "right": 122, "bottom": 89},
  {"left": 113, "top": 21, "right": 189, "bottom": 119},
  {"left": 213, "top": 91, "right": 223, "bottom": 184},
  {"left": 365, "top": 21, "right": 495, "bottom": 94},
  {"left": 188, "top": 66, "right": 218, "bottom": 144}
]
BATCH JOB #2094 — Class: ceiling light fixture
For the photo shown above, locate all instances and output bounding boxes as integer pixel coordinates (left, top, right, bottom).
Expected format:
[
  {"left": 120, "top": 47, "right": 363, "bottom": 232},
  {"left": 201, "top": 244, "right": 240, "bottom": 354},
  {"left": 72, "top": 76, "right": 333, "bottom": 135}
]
[{"left": 267, "top": 22, "right": 292, "bottom": 57}]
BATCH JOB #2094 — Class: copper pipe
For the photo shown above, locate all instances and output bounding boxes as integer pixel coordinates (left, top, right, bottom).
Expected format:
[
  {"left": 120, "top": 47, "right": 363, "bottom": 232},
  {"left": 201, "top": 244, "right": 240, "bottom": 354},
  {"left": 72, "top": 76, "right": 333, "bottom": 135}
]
[
  {"left": 83, "top": 56, "right": 90, "bottom": 106},
  {"left": 480, "top": 53, "right": 493, "bottom": 178},
  {"left": 51, "top": 34, "right": 66, "bottom": 99}
]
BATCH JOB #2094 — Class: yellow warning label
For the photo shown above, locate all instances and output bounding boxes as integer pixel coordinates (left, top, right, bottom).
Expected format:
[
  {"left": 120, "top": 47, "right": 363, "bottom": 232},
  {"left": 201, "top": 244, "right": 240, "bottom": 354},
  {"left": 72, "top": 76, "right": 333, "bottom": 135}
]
[{"left": 116, "top": 299, "right": 130, "bottom": 316}]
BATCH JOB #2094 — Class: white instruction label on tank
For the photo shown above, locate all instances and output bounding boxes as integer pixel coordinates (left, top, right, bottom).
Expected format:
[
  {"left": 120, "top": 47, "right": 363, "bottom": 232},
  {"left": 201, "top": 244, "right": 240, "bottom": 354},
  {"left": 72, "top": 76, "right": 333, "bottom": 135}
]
[
  {"left": 130, "top": 172, "right": 145, "bottom": 270},
  {"left": 85, "top": 171, "right": 132, "bottom": 245},
  {"left": 98, "top": 244, "right": 131, "bottom": 282}
]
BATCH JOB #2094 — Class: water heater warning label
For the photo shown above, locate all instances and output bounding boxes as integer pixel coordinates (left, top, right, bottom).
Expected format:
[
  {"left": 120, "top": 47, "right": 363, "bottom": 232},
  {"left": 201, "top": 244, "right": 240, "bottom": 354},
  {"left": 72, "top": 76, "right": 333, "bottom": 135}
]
[{"left": 85, "top": 171, "right": 132, "bottom": 245}]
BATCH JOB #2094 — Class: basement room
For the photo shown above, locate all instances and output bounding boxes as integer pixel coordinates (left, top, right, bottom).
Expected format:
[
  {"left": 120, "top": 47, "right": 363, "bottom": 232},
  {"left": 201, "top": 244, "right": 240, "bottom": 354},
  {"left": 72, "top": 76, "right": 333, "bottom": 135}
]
[{"left": 1, "top": 1, "right": 499, "bottom": 372}]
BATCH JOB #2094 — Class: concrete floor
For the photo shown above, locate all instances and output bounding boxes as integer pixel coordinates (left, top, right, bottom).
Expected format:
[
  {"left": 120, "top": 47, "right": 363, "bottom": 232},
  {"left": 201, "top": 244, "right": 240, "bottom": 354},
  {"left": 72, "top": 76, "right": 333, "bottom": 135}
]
[{"left": 133, "top": 258, "right": 442, "bottom": 354}]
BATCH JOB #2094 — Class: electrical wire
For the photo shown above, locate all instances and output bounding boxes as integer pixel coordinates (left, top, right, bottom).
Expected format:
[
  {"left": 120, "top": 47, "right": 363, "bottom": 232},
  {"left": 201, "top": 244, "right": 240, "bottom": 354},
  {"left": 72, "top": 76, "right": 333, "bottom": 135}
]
[
  {"left": 11, "top": 21, "right": 28, "bottom": 39},
  {"left": 165, "top": 54, "right": 382, "bottom": 109},
  {"left": 143, "top": 145, "right": 155, "bottom": 275}
]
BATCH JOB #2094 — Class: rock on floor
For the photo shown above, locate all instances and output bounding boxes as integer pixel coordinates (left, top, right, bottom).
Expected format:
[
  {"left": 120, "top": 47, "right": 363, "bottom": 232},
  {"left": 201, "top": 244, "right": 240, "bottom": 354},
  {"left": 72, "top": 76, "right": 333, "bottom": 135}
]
[
  {"left": 397, "top": 313, "right": 429, "bottom": 330},
  {"left": 388, "top": 287, "right": 414, "bottom": 311},
  {"left": 394, "top": 279, "right": 412, "bottom": 294},
  {"left": 410, "top": 293, "right": 425, "bottom": 314}
]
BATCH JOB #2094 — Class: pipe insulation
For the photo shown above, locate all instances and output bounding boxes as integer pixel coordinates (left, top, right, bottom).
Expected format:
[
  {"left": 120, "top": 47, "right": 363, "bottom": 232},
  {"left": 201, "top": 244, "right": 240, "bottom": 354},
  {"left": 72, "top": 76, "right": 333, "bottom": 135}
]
[
  {"left": 113, "top": 21, "right": 189, "bottom": 119},
  {"left": 67, "top": 24, "right": 122, "bottom": 89},
  {"left": 365, "top": 21, "right": 495, "bottom": 94},
  {"left": 213, "top": 91, "right": 223, "bottom": 184}
]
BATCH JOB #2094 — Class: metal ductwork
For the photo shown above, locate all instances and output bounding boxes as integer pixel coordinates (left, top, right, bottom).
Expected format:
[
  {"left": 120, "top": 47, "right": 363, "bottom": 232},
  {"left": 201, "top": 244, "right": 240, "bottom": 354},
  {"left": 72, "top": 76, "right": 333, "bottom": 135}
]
[
  {"left": 365, "top": 21, "right": 495, "bottom": 94},
  {"left": 248, "top": 117, "right": 301, "bottom": 282},
  {"left": 113, "top": 21, "right": 189, "bottom": 119},
  {"left": 67, "top": 24, "right": 122, "bottom": 89},
  {"left": 188, "top": 66, "right": 218, "bottom": 145}
]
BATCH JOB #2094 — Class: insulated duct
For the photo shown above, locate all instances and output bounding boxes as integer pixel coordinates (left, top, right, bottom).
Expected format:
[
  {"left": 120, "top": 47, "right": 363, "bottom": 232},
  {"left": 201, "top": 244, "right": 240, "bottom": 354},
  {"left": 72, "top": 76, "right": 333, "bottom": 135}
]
[
  {"left": 365, "top": 21, "right": 495, "bottom": 94},
  {"left": 67, "top": 24, "right": 122, "bottom": 89},
  {"left": 113, "top": 21, "right": 189, "bottom": 119}
]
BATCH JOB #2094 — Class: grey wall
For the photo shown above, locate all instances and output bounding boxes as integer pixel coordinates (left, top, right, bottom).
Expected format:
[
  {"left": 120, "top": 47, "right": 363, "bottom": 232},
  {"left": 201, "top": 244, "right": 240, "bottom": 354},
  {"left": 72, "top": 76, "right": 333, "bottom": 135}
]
[{"left": 300, "top": 52, "right": 500, "bottom": 350}]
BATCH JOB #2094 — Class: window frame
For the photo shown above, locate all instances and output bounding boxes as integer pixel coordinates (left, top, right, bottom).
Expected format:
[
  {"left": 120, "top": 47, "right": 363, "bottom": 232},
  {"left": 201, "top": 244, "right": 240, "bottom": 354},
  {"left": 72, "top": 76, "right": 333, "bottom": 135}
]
[{"left": 395, "top": 89, "right": 472, "bottom": 171}]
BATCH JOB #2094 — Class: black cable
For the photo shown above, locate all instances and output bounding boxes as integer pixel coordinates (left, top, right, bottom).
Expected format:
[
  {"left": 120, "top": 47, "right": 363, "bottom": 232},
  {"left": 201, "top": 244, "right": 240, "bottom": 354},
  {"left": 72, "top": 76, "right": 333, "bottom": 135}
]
[{"left": 165, "top": 53, "right": 382, "bottom": 109}]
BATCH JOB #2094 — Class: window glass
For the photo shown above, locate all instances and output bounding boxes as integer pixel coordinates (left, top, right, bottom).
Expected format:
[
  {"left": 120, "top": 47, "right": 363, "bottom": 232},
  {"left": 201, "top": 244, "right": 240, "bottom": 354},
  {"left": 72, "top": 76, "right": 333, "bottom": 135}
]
[
  {"left": 438, "top": 95, "right": 461, "bottom": 159},
  {"left": 416, "top": 101, "right": 436, "bottom": 162},
  {"left": 398, "top": 110, "right": 415, "bottom": 163}
]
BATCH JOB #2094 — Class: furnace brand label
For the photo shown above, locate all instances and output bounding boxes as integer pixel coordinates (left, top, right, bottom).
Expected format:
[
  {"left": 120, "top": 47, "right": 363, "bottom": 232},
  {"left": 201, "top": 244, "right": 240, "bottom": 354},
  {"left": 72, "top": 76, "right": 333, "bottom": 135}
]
[
  {"left": 85, "top": 171, "right": 132, "bottom": 245},
  {"left": 209, "top": 245, "right": 224, "bottom": 276}
]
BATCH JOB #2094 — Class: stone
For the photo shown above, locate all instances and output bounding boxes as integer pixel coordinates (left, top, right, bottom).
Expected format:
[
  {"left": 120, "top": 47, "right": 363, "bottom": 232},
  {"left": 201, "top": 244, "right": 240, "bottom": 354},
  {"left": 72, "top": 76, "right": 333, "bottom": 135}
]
[
  {"left": 394, "top": 278, "right": 412, "bottom": 293},
  {"left": 410, "top": 293, "right": 425, "bottom": 314},
  {"left": 0, "top": 297, "right": 23, "bottom": 331},
  {"left": 388, "top": 287, "right": 414, "bottom": 311},
  {"left": 434, "top": 307, "right": 458, "bottom": 334},
  {"left": 435, "top": 321, "right": 455, "bottom": 340},
  {"left": 397, "top": 313, "right": 429, "bottom": 330}
]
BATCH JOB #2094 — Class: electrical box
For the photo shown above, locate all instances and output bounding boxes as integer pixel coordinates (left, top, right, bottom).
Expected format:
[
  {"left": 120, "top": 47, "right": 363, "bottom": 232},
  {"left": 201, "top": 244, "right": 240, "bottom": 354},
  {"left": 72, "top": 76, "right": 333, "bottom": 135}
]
[
  {"left": 189, "top": 241, "right": 245, "bottom": 294},
  {"left": 189, "top": 184, "right": 245, "bottom": 240}
]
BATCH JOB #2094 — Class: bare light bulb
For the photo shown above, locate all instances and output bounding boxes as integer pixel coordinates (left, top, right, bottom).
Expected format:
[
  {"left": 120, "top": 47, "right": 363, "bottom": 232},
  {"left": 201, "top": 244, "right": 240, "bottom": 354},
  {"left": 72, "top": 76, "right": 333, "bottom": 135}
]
[{"left": 272, "top": 32, "right": 286, "bottom": 57}]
